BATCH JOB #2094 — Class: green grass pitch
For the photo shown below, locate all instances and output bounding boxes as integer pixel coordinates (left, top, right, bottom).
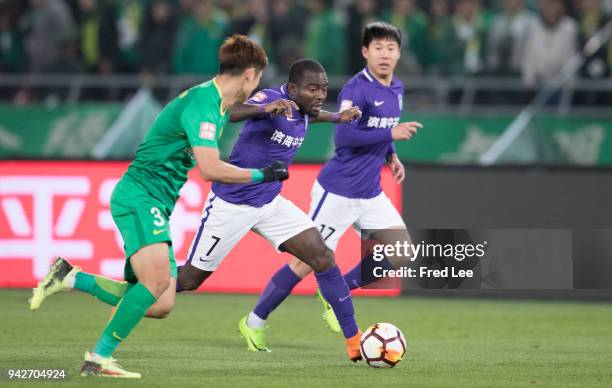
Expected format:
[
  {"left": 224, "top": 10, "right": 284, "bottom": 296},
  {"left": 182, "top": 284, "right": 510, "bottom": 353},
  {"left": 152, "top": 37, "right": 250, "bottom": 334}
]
[{"left": 1, "top": 290, "right": 611, "bottom": 387}]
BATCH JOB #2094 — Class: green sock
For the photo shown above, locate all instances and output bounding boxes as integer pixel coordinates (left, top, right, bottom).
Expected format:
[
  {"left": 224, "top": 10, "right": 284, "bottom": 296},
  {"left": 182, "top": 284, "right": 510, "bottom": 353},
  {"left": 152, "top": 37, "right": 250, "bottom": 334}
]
[
  {"left": 74, "top": 272, "right": 131, "bottom": 306},
  {"left": 93, "top": 283, "right": 157, "bottom": 357}
]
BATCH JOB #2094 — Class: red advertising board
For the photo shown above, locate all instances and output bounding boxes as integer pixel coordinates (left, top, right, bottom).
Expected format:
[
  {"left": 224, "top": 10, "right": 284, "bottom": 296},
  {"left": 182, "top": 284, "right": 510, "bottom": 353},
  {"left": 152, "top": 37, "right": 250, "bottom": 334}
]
[{"left": 0, "top": 161, "right": 401, "bottom": 296}]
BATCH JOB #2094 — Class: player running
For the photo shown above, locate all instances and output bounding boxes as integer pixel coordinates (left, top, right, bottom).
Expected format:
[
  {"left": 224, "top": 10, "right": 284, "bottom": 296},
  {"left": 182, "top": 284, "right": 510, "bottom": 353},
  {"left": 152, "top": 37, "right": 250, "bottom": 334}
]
[
  {"left": 174, "top": 58, "right": 365, "bottom": 361},
  {"left": 240, "top": 22, "right": 421, "bottom": 345},
  {"left": 29, "top": 35, "right": 287, "bottom": 378}
]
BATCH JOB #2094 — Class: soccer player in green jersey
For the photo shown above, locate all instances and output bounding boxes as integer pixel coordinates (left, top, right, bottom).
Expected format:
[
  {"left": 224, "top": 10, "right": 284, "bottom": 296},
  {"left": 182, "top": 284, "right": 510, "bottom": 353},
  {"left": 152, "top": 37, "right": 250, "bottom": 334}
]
[{"left": 29, "top": 35, "right": 291, "bottom": 378}]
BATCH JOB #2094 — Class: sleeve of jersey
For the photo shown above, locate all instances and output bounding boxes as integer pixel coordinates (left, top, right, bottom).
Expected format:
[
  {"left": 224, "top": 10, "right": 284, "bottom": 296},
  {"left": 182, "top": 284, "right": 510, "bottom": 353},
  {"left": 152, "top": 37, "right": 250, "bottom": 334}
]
[
  {"left": 181, "top": 92, "right": 222, "bottom": 149},
  {"left": 334, "top": 85, "right": 393, "bottom": 148},
  {"left": 387, "top": 143, "right": 397, "bottom": 156}
]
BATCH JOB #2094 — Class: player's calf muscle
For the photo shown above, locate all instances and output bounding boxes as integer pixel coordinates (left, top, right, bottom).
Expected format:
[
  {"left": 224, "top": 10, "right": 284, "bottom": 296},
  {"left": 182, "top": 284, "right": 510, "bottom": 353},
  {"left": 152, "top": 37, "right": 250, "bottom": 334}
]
[
  {"left": 288, "top": 257, "right": 315, "bottom": 278},
  {"left": 131, "top": 243, "right": 172, "bottom": 297},
  {"left": 282, "top": 229, "right": 335, "bottom": 272}
]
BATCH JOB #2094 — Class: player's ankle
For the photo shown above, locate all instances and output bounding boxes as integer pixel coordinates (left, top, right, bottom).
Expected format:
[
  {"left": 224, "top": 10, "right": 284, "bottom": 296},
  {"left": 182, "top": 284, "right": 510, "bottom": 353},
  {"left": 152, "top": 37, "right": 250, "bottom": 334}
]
[{"left": 246, "top": 311, "right": 266, "bottom": 329}]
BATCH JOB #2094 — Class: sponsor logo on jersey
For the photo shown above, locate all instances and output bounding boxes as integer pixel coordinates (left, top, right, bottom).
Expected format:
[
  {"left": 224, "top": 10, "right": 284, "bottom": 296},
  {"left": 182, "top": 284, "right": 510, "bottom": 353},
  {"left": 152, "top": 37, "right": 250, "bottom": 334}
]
[
  {"left": 250, "top": 91, "right": 268, "bottom": 103},
  {"left": 199, "top": 122, "right": 216, "bottom": 140},
  {"left": 366, "top": 116, "right": 401, "bottom": 129},
  {"left": 270, "top": 130, "right": 304, "bottom": 148},
  {"left": 374, "top": 100, "right": 384, "bottom": 107},
  {"left": 340, "top": 99, "right": 353, "bottom": 111}
]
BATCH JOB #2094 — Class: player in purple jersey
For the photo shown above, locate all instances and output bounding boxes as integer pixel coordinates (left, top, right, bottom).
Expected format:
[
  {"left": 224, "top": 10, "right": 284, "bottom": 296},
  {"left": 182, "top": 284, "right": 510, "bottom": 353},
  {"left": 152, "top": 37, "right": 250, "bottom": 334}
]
[
  {"left": 174, "top": 59, "right": 366, "bottom": 361},
  {"left": 242, "top": 22, "right": 422, "bottom": 342}
]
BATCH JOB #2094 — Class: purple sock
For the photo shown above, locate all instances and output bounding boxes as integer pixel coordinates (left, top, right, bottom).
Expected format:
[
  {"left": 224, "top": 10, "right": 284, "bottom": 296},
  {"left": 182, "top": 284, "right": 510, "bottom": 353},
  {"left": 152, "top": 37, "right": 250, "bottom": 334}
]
[
  {"left": 253, "top": 264, "right": 301, "bottom": 320},
  {"left": 315, "top": 265, "right": 358, "bottom": 339},
  {"left": 343, "top": 254, "right": 394, "bottom": 290}
]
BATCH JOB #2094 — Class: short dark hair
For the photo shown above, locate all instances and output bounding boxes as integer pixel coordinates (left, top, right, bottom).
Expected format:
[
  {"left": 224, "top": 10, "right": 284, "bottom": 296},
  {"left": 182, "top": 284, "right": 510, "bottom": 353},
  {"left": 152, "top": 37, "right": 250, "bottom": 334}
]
[
  {"left": 362, "top": 22, "right": 402, "bottom": 48},
  {"left": 219, "top": 34, "right": 268, "bottom": 75},
  {"left": 288, "top": 58, "right": 326, "bottom": 85}
]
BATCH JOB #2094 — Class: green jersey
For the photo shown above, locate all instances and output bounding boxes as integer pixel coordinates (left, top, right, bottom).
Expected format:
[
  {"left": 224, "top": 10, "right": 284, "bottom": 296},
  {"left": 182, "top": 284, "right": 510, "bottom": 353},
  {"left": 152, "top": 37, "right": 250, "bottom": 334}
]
[{"left": 125, "top": 78, "right": 229, "bottom": 212}]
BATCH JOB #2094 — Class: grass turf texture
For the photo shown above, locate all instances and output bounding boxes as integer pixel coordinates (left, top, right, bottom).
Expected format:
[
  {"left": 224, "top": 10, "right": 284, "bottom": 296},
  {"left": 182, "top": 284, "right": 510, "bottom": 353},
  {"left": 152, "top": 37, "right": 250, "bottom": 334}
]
[{"left": 1, "top": 290, "right": 611, "bottom": 387}]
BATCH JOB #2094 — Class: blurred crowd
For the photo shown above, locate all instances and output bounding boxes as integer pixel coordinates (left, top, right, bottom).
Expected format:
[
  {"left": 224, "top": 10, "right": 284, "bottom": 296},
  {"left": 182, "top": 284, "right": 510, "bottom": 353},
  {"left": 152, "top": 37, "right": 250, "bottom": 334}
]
[{"left": 1, "top": 0, "right": 611, "bottom": 86}]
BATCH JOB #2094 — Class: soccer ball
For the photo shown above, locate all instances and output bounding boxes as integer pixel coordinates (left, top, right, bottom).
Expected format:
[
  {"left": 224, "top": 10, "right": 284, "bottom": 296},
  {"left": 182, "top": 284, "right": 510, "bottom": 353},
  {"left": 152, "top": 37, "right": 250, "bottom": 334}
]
[{"left": 360, "top": 323, "right": 406, "bottom": 368}]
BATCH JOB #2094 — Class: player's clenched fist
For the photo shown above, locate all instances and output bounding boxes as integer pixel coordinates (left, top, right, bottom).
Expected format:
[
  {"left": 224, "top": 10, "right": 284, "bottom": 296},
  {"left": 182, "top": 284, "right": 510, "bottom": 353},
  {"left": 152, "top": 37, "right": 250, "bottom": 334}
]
[
  {"left": 260, "top": 161, "right": 289, "bottom": 182},
  {"left": 391, "top": 121, "right": 422, "bottom": 141},
  {"left": 264, "top": 99, "right": 298, "bottom": 118}
]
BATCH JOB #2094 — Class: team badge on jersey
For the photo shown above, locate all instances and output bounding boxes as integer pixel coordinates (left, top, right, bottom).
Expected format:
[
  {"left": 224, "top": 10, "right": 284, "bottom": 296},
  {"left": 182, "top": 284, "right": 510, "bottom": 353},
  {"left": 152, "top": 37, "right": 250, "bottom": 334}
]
[
  {"left": 199, "top": 122, "right": 217, "bottom": 140},
  {"left": 398, "top": 94, "right": 403, "bottom": 110},
  {"left": 340, "top": 99, "right": 353, "bottom": 111},
  {"left": 250, "top": 91, "right": 268, "bottom": 103}
]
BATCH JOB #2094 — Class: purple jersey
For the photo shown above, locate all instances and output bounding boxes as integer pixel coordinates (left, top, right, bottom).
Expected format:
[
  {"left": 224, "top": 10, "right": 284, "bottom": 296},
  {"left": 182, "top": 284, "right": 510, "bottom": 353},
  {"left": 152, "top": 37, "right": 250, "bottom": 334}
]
[
  {"left": 317, "top": 68, "right": 404, "bottom": 199},
  {"left": 212, "top": 85, "right": 309, "bottom": 207}
]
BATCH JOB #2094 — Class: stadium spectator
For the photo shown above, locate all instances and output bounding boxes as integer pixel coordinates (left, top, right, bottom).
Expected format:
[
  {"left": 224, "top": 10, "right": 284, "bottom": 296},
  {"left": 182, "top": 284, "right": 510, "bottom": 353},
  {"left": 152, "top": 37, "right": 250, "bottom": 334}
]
[
  {"left": 113, "top": 0, "right": 146, "bottom": 73},
  {"left": 576, "top": 0, "right": 610, "bottom": 79},
  {"left": 426, "top": 0, "right": 455, "bottom": 75},
  {"left": 446, "top": 0, "right": 492, "bottom": 76},
  {"left": 346, "top": 0, "right": 379, "bottom": 74},
  {"left": 76, "top": 0, "right": 118, "bottom": 74},
  {"left": 0, "top": 0, "right": 26, "bottom": 72},
  {"left": 216, "top": 0, "right": 240, "bottom": 19},
  {"left": 522, "top": 0, "right": 578, "bottom": 86},
  {"left": 23, "top": 0, "right": 76, "bottom": 73},
  {"left": 487, "top": 0, "right": 536, "bottom": 76},
  {"left": 172, "top": 0, "right": 226, "bottom": 75},
  {"left": 178, "top": 0, "right": 195, "bottom": 18},
  {"left": 139, "top": 0, "right": 179, "bottom": 75},
  {"left": 305, "top": 0, "right": 347, "bottom": 75},
  {"left": 226, "top": 0, "right": 269, "bottom": 50},
  {"left": 268, "top": 0, "right": 306, "bottom": 73},
  {"left": 382, "top": 0, "right": 429, "bottom": 75}
]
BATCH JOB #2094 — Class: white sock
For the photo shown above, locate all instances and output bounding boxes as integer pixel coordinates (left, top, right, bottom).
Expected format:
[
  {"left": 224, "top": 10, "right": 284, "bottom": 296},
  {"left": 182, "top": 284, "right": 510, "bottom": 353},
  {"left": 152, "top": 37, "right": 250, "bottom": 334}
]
[
  {"left": 247, "top": 311, "right": 266, "bottom": 329},
  {"left": 64, "top": 270, "right": 77, "bottom": 289}
]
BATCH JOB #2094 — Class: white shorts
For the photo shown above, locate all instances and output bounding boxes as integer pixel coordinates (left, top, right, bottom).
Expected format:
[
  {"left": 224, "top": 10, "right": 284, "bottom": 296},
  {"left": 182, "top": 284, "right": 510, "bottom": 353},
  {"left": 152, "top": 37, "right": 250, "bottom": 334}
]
[
  {"left": 309, "top": 180, "right": 406, "bottom": 251},
  {"left": 187, "top": 191, "right": 316, "bottom": 271}
]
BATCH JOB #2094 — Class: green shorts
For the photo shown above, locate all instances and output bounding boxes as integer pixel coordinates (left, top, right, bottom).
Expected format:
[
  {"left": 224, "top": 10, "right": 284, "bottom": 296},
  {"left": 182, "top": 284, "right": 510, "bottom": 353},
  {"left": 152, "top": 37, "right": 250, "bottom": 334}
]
[{"left": 110, "top": 177, "right": 177, "bottom": 284}]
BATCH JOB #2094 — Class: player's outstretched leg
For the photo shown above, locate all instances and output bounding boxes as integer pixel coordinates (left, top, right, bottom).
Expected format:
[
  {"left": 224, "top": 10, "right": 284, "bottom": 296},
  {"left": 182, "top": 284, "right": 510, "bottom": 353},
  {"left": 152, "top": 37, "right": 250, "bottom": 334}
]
[
  {"left": 30, "top": 257, "right": 81, "bottom": 310},
  {"left": 341, "top": 252, "right": 395, "bottom": 290},
  {"left": 342, "top": 228, "right": 413, "bottom": 290},
  {"left": 280, "top": 228, "right": 362, "bottom": 362},
  {"left": 80, "top": 243, "right": 171, "bottom": 378},
  {"left": 31, "top": 257, "right": 173, "bottom": 320},
  {"left": 30, "top": 257, "right": 131, "bottom": 310}
]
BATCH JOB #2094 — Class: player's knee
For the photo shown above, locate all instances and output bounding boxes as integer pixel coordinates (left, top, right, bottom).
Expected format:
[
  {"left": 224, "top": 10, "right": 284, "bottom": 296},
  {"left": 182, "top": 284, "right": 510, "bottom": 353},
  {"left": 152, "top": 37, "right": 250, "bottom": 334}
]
[{"left": 311, "top": 248, "right": 335, "bottom": 273}]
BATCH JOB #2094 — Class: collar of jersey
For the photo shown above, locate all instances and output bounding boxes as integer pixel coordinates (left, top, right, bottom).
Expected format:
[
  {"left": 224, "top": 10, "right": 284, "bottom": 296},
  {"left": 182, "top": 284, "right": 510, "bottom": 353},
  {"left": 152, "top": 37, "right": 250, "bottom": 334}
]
[
  {"left": 361, "top": 67, "right": 401, "bottom": 90},
  {"left": 212, "top": 77, "right": 226, "bottom": 116}
]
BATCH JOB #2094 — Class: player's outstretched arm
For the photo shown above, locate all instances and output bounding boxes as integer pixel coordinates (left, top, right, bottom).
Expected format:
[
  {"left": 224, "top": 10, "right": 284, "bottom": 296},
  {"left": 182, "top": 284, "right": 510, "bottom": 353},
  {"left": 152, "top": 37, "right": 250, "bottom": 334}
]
[
  {"left": 335, "top": 121, "right": 422, "bottom": 148},
  {"left": 193, "top": 146, "right": 289, "bottom": 184},
  {"left": 229, "top": 99, "right": 298, "bottom": 122},
  {"left": 310, "top": 107, "right": 362, "bottom": 124}
]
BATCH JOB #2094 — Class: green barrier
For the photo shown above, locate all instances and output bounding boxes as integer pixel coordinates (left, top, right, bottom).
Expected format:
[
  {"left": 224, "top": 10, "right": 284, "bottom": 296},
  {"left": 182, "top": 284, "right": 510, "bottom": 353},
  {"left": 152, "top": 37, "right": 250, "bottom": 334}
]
[
  {"left": 0, "top": 104, "right": 122, "bottom": 159},
  {"left": 1, "top": 104, "right": 610, "bottom": 165},
  {"left": 222, "top": 113, "right": 612, "bottom": 165}
]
